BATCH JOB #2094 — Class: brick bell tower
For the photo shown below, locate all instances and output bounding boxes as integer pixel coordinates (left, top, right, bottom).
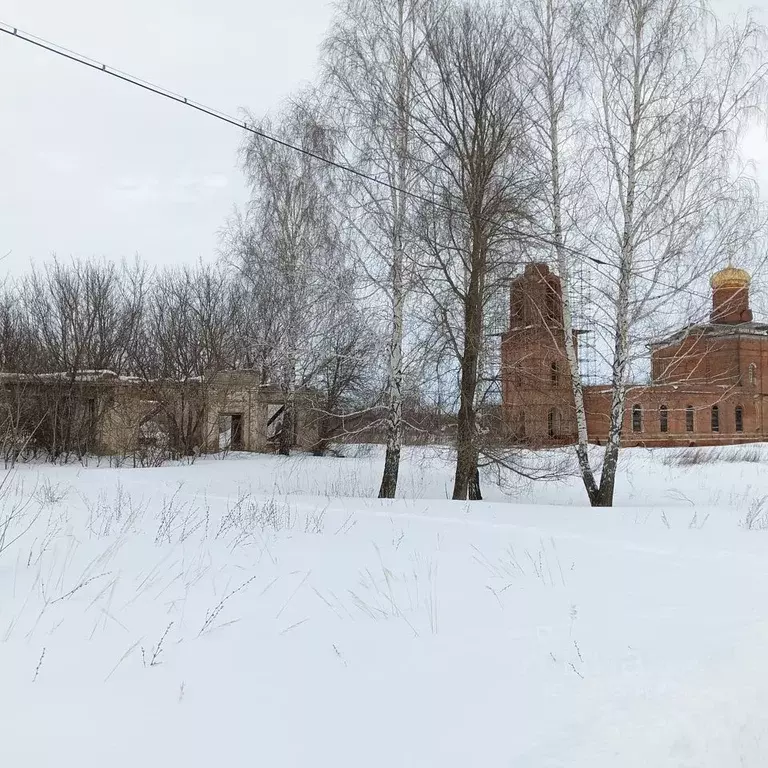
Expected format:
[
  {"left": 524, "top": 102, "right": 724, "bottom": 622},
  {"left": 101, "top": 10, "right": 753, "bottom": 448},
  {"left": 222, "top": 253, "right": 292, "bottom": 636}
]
[
  {"left": 711, "top": 266, "right": 752, "bottom": 324},
  {"left": 501, "top": 263, "right": 577, "bottom": 444}
]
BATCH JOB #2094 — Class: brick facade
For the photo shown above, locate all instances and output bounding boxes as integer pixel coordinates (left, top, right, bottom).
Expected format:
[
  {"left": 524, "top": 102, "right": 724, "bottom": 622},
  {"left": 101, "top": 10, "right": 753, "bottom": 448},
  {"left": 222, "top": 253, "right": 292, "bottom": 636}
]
[
  {"left": 500, "top": 263, "right": 578, "bottom": 444},
  {"left": 501, "top": 264, "right": 768, "bottom": 447}
]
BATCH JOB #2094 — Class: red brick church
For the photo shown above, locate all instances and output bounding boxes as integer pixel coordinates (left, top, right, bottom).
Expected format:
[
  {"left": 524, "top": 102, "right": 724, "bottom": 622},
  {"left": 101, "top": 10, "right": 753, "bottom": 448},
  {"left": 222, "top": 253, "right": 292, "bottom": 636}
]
[{"left": 501, "top": 263, "right": 768, "bottom": 447}]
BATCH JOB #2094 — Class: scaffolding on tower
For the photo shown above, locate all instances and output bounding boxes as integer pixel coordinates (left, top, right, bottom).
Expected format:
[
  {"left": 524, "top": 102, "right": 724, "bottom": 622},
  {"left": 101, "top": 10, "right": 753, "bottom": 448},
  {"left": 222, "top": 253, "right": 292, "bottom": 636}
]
[{"left": 568, "top": 253, "right": 600, "bottom": 386}]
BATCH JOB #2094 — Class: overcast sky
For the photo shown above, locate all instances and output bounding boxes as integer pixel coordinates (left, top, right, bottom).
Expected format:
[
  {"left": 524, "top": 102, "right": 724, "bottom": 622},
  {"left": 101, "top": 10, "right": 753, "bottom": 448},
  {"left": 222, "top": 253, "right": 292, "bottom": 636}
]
[
  {"left": 1, "top": 0, "right": 766, "bottom": 276},
  {"left": 1, "top": 0, "right": 334, "bottom": 274}
]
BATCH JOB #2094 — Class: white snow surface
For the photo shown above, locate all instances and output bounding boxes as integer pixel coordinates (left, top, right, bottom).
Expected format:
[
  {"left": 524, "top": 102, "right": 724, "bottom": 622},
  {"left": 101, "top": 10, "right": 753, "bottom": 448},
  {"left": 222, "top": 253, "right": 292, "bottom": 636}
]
[{"left": 3, "top": 444, "right": 768, "bottom": 766}]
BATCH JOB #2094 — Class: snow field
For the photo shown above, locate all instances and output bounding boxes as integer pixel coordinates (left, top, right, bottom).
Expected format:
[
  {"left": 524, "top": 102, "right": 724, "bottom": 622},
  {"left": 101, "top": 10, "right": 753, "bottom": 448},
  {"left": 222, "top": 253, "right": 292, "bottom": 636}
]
[{"left": 2, "top": 445, "right": 768, "bottom": 765}]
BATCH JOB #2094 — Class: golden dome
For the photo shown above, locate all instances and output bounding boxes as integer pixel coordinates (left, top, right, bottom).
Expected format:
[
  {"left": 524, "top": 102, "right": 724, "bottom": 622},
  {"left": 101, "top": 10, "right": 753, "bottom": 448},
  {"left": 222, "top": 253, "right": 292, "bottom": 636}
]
[{"left": 710, "top": 266, "right": 751, "bottom": 289}]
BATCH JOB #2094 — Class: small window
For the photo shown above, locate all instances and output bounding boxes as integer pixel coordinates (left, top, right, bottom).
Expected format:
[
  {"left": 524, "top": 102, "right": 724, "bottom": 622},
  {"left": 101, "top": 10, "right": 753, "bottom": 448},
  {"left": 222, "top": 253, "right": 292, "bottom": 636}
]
[
  {"left": 735, "top": 406, "right": 744, "bottom": 433},
  {"left": 632, "top": 404, "right": 642, "bottom": 433},
  {"left": 749, "top": 363, "right": 757, "bottom": 386},
  {"left": 686, "top": 405, "right": 694, "bottom": 432},
  {"left": 711, "top": 405, "right": 719, "bottom": 433},
  {"left": 548, "top": 409, "right": 559, "bottom": 438},
  {"left": 551, "top": 361, "right": 559, "bottom": 387},
  {"left": 659, "top": 405, "right": 668, "bottom": 433}
]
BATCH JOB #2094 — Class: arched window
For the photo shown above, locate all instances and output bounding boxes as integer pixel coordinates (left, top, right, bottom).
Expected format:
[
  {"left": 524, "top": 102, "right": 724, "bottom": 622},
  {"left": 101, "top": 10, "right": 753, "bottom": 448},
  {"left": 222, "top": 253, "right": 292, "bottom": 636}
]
[
  {"left": 711, "top": 405, "right": 720, "bottom": 433},
  {"left": 550, "top": 361, "right": 559, "bottom": 387},
  {"left": 632, "top": 404, "right": 642, "bottom": 433},
  {"left": 749, "top": 363, "right": 757, "bottom": 386},
  {"left": 686, "top": 405, "right": 695, "bottom": 432},
  {"left": 659, "top": 405, "right": 668, "bottom": 433},
  {"left": 735, "top": 406, "right": 744, "bottom": 433},
  {"left": 548, "top": 409, "right": 560, "bottom": 439}
]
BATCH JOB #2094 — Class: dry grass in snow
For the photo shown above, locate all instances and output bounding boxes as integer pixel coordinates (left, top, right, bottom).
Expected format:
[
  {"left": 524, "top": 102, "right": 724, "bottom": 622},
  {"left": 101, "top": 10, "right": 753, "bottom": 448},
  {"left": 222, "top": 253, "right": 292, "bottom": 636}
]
[{"left": 3, "top": 445, "right": 768, "bottom": 766}]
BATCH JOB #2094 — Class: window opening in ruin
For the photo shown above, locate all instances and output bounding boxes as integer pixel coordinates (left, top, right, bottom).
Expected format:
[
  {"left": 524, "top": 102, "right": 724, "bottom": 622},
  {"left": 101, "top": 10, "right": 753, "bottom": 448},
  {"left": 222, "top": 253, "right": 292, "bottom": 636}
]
[
  {"left": 550, "top": 361, "right": 559, "bottom": 387},
  {"left": 266, "top": 404, "right": 285, "bottom": 445},
  {"left": 632, "top": 404, "right": 642, "bottom": 432},
  {"left": 749, "top": 363, "right": 757, "bottom": 386},
  {"left": 735, "top": 406, "right": 744, "bottom": 433},
  {"left": 219, "top": 413, "right": 245, "bottom": 451},
  {"left": 230, "top": 414, "right": 244, "bottom": 450},
  {"left": 686, "top": 405, "right": 694, "bottom": 432},
  {"left": 659, "top": 405, "right": 668, "bottom": 433},
  {"left": 547, "top": 409, "right": 559, "bottom": 439},
  {"left": 711, "top": 405, "right": 719, "bottom": 433}
]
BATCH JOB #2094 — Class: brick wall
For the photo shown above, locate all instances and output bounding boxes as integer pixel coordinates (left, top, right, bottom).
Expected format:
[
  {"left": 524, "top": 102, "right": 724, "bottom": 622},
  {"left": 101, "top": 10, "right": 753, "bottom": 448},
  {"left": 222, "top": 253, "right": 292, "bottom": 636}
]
[
  {"left": 501, "top": 263, "right": 768, "bottom": 448},
  {"left": 583, "top": 385, "right": 763, "bottom": 446},
  {"left": 501, "top": 263, "right": 579, "bottom": 445}
]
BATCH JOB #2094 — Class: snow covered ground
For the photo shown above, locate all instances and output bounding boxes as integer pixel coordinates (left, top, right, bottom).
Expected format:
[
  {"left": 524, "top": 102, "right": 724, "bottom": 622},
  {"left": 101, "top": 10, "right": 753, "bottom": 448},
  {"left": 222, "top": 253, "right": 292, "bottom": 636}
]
[{"left": 3, "top": 444, "right": 768, "bottom": 766}]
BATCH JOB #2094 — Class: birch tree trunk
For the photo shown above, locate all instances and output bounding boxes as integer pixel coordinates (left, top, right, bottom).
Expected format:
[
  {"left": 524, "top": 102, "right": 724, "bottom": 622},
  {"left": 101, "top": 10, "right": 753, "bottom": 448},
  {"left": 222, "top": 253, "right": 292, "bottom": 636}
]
[
  {"left": 378, "top": 249, "right": 404, "bottom": 496},
  {"left": 323, "top": 0, "right": 430, "bottom": 499},
  {"left": 378, "top": 19, "right": 411, "bottom": 497},
  {"left": 524, "top": 0, "right": 601, "bottom": 503}
]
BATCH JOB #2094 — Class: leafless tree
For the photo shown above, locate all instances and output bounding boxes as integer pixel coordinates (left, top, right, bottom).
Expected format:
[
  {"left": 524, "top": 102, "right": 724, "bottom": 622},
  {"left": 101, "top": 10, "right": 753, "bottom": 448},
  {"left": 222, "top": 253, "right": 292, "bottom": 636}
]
[
  {"left": 520, "top": 0, "right": 767, "bottom": 505},
  {"left": 568, "top": 0, "right": 768, "bottom": 505},
  {"left": 10, "top": 258, "right": 146, "bottom": 460},
  {"left": 228, "top": 97, "right": 345, "bottom": 455},
  {"left": 413, "top": 2, "right": 537, "bottom": 499},
  {"left": 322, "top": 0, "right": 438, "bottom": 496},
  {"left": 0, "top": 284, "right": 37, "bottom": 372},
  {"left": 21, "top": 257, "right": 144, "bottom": 376},
  {"left": 520, "top": 0, "right": 597, "bottom": 493},
  {"left": 307, "top": 297, "right": 381, "bottom": 455},
  {"left": 135, "top": 262, "right": 237, "bottom": 456}
]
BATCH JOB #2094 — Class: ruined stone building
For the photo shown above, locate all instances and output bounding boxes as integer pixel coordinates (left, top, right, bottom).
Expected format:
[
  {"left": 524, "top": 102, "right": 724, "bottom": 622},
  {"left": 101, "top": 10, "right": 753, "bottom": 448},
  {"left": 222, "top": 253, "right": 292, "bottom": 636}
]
[
  {"left": 502, "top": 263, "right": 768, "bottom": 447},
  {"left": 0, "top": 369, "right": 318, "bottom": 460}
]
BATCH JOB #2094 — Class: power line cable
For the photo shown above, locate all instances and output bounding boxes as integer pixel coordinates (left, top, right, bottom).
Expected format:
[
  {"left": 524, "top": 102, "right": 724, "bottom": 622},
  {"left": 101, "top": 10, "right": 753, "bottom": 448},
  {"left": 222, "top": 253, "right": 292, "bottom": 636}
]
[
  {"left": 0, "top": 22, "right": 570, "bottom": 253},
  {"left": 0, "top": 20, "right": 735, "bottom": 304}
]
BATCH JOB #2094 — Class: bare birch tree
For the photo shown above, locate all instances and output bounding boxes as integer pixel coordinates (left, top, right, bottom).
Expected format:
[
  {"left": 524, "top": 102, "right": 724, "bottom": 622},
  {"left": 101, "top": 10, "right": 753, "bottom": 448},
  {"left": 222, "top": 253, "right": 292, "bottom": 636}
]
[
  {"left": 230, "top": 98, "right": 344, "bottom": 455},
  {"left": 322, "top": 0, "right": 437, "bottom": 497},
  {"left": 573, "top": 0, "right": 768, "bottom": 505},
  {"left": 520, "top": 0, "right": 600, "bottom": 497}
]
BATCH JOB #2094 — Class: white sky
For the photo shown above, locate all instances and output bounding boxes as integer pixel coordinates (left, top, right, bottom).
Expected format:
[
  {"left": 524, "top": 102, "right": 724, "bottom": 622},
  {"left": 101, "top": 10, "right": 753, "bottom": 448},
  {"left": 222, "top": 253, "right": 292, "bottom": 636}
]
[
  {"left": 0, "top": 0, "right": 334, "bottom": 274},
  {"left": 0, "top": 0, "right": 766, "bottom": 275}
]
